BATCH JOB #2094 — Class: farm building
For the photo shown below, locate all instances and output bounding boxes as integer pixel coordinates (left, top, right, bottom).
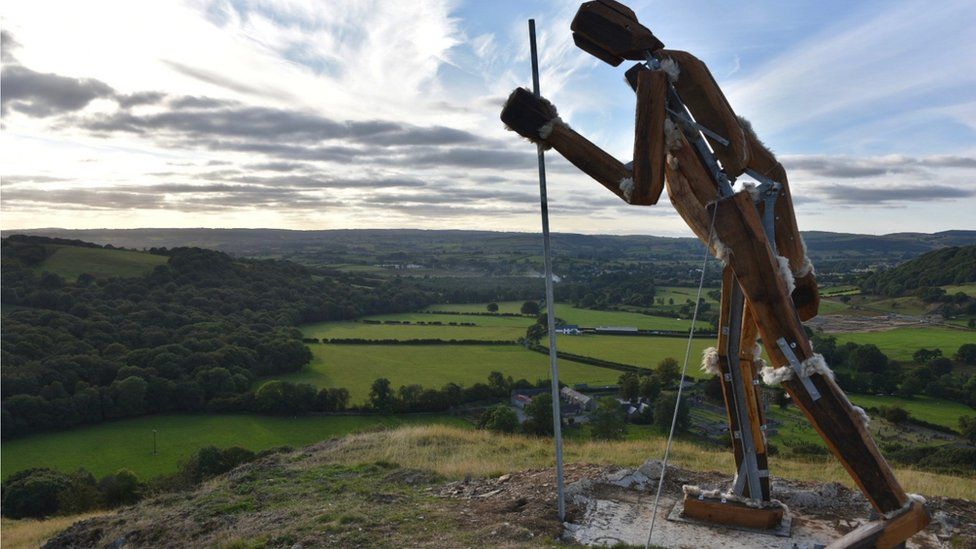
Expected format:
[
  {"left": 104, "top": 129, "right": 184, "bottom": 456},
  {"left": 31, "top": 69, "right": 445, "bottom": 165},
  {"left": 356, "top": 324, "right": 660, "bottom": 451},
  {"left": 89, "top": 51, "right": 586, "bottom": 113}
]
[
  {"left": 560, "top": 386, "right": 594, "bottom": 411},
  {"left": 555, "top": 324, "right": 581, "bottom": 335}
]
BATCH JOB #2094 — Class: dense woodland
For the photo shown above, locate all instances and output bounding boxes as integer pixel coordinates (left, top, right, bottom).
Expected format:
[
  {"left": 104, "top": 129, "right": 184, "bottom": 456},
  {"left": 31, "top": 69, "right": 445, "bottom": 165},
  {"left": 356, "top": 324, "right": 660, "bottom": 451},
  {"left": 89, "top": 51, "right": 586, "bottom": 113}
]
[
  {"left": 0, "top": 237, "right": 434, "bottom": 438},
  {"left": 860, "top": 245, "right": 976, "bottom": 296}
]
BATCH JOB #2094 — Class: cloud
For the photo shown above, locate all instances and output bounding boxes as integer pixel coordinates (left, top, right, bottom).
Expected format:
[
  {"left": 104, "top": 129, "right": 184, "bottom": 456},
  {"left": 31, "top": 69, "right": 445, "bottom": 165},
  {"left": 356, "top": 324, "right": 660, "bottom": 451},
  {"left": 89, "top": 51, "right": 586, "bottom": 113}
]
[
  {"left": 818, "top": 184, "right": 975, "bottom": 204},
  {"left": 1, "top": 30, "right": 20, "bottom": 62},
  {"left": 162, "top": 60, "right": 293, "bottom": 102},
  {"left": 1, "top": 65, "right": 115, "bottom": 117},
  {"left": 782, "top": 154, "right": 976, "bottom": 178}
]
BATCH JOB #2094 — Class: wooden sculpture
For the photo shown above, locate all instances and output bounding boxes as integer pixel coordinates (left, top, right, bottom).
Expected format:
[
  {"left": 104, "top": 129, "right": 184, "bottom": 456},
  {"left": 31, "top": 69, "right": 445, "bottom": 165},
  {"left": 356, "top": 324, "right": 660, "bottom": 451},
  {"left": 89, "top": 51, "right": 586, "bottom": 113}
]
[{"left": 500, "top": 1, "right": 929, "bottom": 546}]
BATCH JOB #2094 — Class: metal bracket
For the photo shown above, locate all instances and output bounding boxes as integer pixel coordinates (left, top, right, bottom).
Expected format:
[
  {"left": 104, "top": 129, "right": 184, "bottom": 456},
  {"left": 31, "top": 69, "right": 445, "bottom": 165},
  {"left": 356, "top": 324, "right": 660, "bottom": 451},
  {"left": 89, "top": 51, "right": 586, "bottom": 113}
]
[{"left": 775, "top": 337, "right": 821, "bottom": 401}]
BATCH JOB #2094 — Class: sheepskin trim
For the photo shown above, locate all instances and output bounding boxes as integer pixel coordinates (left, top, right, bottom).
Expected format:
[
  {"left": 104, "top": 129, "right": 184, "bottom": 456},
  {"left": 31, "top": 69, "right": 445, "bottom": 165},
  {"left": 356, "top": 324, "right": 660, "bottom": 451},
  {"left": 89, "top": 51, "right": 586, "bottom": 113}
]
[
  {"left": 666, "top": 153, "right": 679, "bottom": 170},
  {"left": 852, "top": 405, "right": 870, "bottom": 427},
  {"left": 737, "top": 115, "right": 772, "bottom": 157},
  {"left": 664, "top": 118, "right": 683, "bottom": 151},
  {"left": 660, "top": 58, "right": 680, "bottom": 83},
  {"left": 740, "top": 182, "right": 760, "bottom": 201},
  {"left": 712, "top": 240, "right": 731, "bottom": 265},
  {"left": 538, "top": 117, "right": 564, "bottom": 140},
  {"left": 776, "top": 255, "right": 796, "bottom": 295},
  {"left": 800, "top": 353, "right": 834, "bottom": 380},
  {"left": 794, "top": 238, "right": 816, "bottom": 277},
  {"left": 619, "top": 178, "right": 635, "bottom": 202},
  {"left": 761, "top": 365, "right": 793, "bottom": 386},
  {"left": 700, "top": 347, "right": 721, "bottom": 376},
  {"left": 682, "top": 485, "right": 786, "bottom": 510},
  {"left": 883, "top": 493, "right": 927, "bottom": 520}
]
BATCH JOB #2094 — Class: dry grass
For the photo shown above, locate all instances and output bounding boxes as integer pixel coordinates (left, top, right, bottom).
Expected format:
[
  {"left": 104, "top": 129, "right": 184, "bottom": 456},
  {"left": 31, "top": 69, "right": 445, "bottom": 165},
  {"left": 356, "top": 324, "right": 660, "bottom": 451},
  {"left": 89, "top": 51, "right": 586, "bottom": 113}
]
[
  {"left": 321, "top": 424, "right": 976, "bottom": 500},
  {"left": 1, "top": 512, "right": 108, "bottom": 549}
]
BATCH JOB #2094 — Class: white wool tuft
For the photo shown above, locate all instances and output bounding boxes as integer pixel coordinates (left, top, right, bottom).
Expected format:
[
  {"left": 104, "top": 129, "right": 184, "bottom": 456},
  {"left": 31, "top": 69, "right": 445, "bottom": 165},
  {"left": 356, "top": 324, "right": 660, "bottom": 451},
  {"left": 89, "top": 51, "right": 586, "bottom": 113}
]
[
  {"left": 852, "top": 405, "right": 870, "bottom": 427},
  {"left": 776, "top": 255, "right": 796, "bottom": 295},
  {"left": 700, "top": 347, "right": 721, "bottom": 376},
  {"left": 664, "top": 119, "right": 683, "bottom": 151},
  {"left": 761, "top": 365, "right": 793, "bottom": 386},
  {"left": 909, "top": 493, "right": 926, "bottom": 505},
  {"left": 884, "top": 494, "right": 927, "bottom": 520},
  {"left": 538, "top": 117, "right": 563, "bottom": 140},
  {"left": 711, "top": 238, "right": 731, "bottom": 265},
  {"left": 795, "top": 237, "right": 815, "bottom": 278},
  {"left": 800, "top": 353, "right": 834, "bottom": 380},
  {"left": 740, "top": 182, "right": 760, "bottom": 201},
  {"left": 666, "top": 153, "right": 679, "bottom": 170},
  {"left": 660, "top": 58, "right": 680, "bottom": 82},
  {"left": 682, "top": 485, "right": 786, "bottom": 510},
  {"left": 619, "top": 178, "right": 635, "bottom": 202}
]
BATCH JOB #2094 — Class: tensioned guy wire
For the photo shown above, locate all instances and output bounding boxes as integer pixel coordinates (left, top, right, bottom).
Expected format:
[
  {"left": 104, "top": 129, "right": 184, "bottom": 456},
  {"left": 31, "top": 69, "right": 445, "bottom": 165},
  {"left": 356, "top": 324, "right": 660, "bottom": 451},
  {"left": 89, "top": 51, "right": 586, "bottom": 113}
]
[{"left": 644, "top": 196, "right": 721, "bottom": 549}]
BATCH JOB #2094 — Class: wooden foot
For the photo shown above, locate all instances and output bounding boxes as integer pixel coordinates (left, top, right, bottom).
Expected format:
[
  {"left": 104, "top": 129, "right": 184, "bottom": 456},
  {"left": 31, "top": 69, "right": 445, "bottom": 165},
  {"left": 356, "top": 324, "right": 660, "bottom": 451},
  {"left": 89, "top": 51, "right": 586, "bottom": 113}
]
[
  {"left": 825, "top": 500, "right": 929, "bottom": 549},
  {"left": 681, "top": 493, "right": 784, "bottom": 530}
]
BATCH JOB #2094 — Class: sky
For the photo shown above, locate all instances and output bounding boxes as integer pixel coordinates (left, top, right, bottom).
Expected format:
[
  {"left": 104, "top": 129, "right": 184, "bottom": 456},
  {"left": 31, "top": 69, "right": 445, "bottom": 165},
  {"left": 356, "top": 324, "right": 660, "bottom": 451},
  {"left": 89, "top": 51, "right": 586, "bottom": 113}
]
[{"left": 1, "top": 0, "right": 974, "bottom": 237}]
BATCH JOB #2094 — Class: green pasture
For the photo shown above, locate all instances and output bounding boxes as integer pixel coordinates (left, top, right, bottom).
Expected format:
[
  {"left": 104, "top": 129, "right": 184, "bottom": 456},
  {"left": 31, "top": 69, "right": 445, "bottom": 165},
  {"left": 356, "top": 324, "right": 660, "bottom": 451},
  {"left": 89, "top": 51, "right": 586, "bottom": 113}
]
[
  {"left": 654, "top": 286, "right": 719, "bottom": 305},
  {"left": 423, "top": 302, "right": 695, "bottom": 331},
  {"left": 35, "top": 245, "right": 167, "bottom": 280},
  {"left": 547, "top": 334, "right": 710, "bottom": 374},
  {"left": 942, "top": 283, "right": 976, "bottom": 297},
  {"left": 0, "top": 414, "right": 469, "bottom": 481},
  {"left": 830, "top": 327, "right": 974, "bottom": 361},
  {"left": 847, "top": 394, "right": 973, "bottom": 429},
  {"left": 302, "top": 322, "right": 525, "bottom": 341},
  {"left": 356, "top": 312, "right": 534, "bottom": 327},
  {"left": 820, "top": 285, "right": 861, "bottom": 297},
  {"left": 815, "top": 298, "right": 852, "bottom": 315},
  {"left": 270, "top": 344, "right": 623, "bottom": 403}
]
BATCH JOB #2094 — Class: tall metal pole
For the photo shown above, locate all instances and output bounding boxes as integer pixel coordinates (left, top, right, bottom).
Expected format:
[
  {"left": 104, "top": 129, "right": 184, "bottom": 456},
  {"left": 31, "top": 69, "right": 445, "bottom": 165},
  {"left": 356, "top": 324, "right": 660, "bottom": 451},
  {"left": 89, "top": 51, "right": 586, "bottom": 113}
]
[{"left": 528, "top": 18, "right": 566, "bottom": 522}]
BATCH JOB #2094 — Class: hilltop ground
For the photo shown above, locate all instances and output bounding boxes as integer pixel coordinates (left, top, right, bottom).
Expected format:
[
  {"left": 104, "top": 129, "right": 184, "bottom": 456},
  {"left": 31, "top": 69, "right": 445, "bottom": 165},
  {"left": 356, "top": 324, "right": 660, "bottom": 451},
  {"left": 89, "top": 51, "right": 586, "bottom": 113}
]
[{"left": 22, "top": 425, "right": 976, "bottom": 548}]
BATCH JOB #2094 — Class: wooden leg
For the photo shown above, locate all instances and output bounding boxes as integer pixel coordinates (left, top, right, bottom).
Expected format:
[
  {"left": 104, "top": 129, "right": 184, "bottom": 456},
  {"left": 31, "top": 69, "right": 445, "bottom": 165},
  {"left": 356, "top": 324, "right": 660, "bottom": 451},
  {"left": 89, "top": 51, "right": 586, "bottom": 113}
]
[{"left": 707, "top": 192, "right": 911, "bottom": 515}]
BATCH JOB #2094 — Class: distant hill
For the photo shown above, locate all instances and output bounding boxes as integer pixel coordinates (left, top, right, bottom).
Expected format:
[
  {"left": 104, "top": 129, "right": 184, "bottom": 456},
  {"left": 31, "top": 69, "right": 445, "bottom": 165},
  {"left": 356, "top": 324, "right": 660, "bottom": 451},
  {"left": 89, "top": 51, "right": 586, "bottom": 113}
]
[
  {"left": 8, "top": 228, "right": 976, "bottom": 269},
  {"left": 2, "top": 235, "right": 168, "bottom": 280},
  {"left": 860, "top": 245, "right": 976, "bottom": 296}
]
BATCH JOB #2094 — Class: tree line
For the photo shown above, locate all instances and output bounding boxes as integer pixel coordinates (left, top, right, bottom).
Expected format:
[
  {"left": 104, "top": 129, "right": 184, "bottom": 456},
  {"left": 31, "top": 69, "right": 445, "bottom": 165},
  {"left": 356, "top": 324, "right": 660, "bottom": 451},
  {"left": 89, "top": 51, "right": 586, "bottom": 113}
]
[{"left": 0, "top": 239, "right": 437, "bottom": 438}]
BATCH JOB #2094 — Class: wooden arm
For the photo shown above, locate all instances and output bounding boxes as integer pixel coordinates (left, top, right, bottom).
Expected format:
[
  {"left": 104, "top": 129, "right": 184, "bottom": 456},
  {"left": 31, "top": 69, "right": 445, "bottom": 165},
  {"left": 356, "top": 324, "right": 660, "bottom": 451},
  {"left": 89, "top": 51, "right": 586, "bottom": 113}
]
[{"left": 500, "top": 86, "right": 666, "bottom": 205}]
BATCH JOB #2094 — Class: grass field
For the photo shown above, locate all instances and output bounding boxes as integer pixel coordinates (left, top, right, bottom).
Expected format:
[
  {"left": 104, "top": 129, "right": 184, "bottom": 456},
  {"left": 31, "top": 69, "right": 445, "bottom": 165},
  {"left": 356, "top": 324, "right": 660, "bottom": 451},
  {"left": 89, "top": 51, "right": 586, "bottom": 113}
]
[
  {"left": 830, "top": 327, "right": 974, "bottom": 361},
  {"left": 0, "top": 414, "right": 469, "bottom": 481},
  {"left": 847, "top": 394, "right": 974, "bottom": 429},
  {"left": 423, "top": 302, "right": 695, "bottom": 331},
  {"left": 35, "top": 245, "right": 167, "bottom": 280},
  {"left": 547, "top": 334, "right": 711, "bottom": 373},
  {"left": 2, "top": 512, "right": 107, "bottom": 549},
  {"left": 654, "top": 285, "right": 719, "bottom": 305},
  {"left": 272, "top": 344, "right": 623, "bottom": 403},
  {"left": 942, "top": 282, "right": 976, "bottom": 297},
  {"left": 302, "top": 322, "right": 526, "bottom": 341}
]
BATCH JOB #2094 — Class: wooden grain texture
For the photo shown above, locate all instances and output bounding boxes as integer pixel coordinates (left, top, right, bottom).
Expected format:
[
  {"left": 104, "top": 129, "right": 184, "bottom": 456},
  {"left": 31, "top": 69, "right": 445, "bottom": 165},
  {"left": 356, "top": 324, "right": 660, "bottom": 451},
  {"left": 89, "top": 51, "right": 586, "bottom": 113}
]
[
  {"left": 571, "top": 1, "right": 663, "bottom": 66},
  {"left": 741, "top": 130, "right": 820, "bottom": 320},
  {"left": 547, "top": 123, "right": 631, "bottom": 201},
  {"left": 825, "top": 501, "right": 929, "bottom": 549},
  {"left": 682, "top": 496, "right": 783, "bottom": 530},
  {"left": 499, "top": 88, "right": 558, "bottom": 143},
  {"left": 500, "top": 87, "right": 631, "bottom": 202},
  {"left": 659, "top": 49, "right": 749, "bottom": 176},
  {"left": 708, "top": 192, "right": 910, "bottom": 514},
  {"left": 631, "top": 70, "right": 667, "bottom": 205}
]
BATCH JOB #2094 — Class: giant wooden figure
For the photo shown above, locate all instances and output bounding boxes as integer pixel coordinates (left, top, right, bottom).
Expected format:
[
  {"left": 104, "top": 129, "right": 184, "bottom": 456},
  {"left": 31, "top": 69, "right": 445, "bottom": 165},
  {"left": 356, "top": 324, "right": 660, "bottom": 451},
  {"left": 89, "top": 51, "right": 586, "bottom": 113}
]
[{"left": 501, "top": 2, "right": 929, "bottom": 547}]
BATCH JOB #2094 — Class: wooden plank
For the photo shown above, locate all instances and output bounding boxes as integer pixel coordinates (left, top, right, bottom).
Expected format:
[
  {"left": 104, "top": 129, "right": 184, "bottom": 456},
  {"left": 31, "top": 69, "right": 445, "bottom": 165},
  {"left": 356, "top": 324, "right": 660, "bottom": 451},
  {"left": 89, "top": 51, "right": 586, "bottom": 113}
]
[
  {"left": 682, "top": 495, "right": 783, "bottom": 530},
  {"left": 631, "top": 70, "right": 667, "bottom": 205},
  {"left": 658, "top": 49, "right": 749, "bottom": 177},
  {"left": 571, "top": 1, "right": 664, "bottom": 66},
  {"left": 715, "top": 267, "right": 744, "bottom": 467},
  {"left": 500, "top": 88, "right": 631, "bottom": 202},
  {"left": 825, "top": 500, "right": 929, "bottom": 549},
  {"left": 741, "top": 131, "right": 820, "bottom": 320},
  {"left": 707, "top": 192, "right": 911, "bottom": 514}
]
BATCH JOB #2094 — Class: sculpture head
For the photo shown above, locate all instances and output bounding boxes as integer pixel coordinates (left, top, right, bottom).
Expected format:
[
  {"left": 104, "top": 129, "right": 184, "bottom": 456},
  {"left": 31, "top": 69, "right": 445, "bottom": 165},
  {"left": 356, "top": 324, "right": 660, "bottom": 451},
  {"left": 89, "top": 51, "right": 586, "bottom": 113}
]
[{"left": 571, "top": 0, "right": 664, "bottom": 66}]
